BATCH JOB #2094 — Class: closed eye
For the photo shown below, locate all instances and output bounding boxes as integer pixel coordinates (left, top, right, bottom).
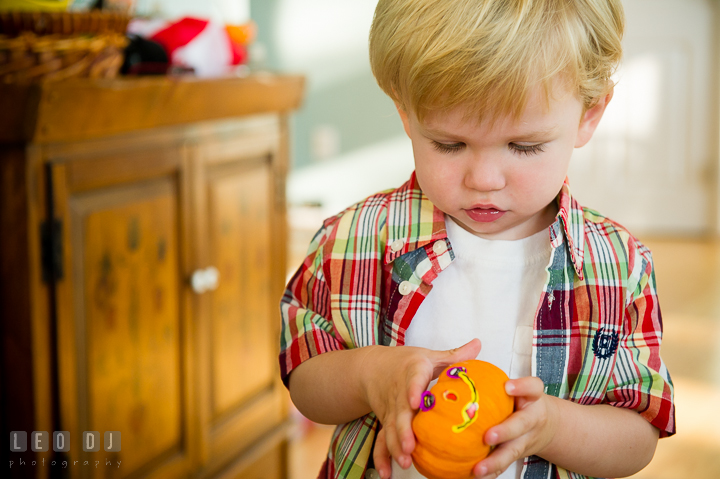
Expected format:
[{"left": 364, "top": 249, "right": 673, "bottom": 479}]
[
  {"left": 509, "top": 143, "right": 546, "bottom": 156},
  {"left": 432, "top": 141, "right": 465, "bottom": 154}
]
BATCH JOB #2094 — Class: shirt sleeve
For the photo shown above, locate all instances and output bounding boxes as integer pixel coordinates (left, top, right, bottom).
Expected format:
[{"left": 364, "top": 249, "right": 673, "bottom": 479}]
[
  {"left": 279, "top": 220, "right": 346, "bottom": 388},
  {"left": 605, "top": 245, "right": 676, "bottom": 437}
]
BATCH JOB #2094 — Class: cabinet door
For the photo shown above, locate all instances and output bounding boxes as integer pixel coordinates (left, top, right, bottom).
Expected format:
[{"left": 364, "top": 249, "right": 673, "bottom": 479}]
[
  {"left": 192, "top": 117, "right": 289, "bottom": 476},
  {"left": 48, "top": 135, "right": 198, "bottom": 479}
]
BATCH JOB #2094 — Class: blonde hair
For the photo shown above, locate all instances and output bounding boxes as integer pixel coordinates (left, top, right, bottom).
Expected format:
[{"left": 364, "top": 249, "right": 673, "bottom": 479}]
[{"left": 369, "top": 0, "right": 624, "bottom": 122}]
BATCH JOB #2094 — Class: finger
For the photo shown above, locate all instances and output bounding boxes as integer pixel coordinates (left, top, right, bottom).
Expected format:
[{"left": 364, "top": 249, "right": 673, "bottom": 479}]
[
  {"left": 373, "top": 429, "right": 392, "bottom": 479},
  {"left": 505, "top": 377, "right": 545, "bottom": 411},
  {"left": 473, "top": 461, "right": 502, "bottom": 479},
  {"left": 485, "top": 404, "right": 544, "bottom": 447},
  {"left": 406, "top": 364, "right": 431, "bottom": 410},
  {"left": 392, "top": 385, "right": 416, "bottom": 467},
  {"left": 380, "top": 394, "right": 401, "bottom": 459},
  {"left": 474, "top": 468, "right": 501, "bottom": 479},
  {"left": 431, "top": 338, "right": 482, "bottom": 375},
  {"left": 395, "top": 406, "right": 416, "bottom": 455},
  {"left": 384, "top": 418, "right": 411, "bottom": 469},
  {"left": 473, "top": 438, "right": 526, "bottom": 479},
  {"left": 505, "top": 377, "right": 544, "bottom": 399}
]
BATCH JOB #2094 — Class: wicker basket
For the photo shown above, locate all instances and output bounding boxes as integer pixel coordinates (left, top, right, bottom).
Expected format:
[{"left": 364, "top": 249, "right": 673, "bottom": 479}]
[
  {"left": 0, "top": 11, "right": 130, "bottom": 83},
  {"left": 0, "top": 10, "right": 131, "bottom": 36}
]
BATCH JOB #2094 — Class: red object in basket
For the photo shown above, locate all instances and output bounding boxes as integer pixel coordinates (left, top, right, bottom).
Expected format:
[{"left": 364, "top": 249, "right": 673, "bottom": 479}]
[
  {"left": 128, "top": 16, "right": 250, "bottom": 77},
  {"left": 150, "top": 17, "right": 208, "bottom": 57}
]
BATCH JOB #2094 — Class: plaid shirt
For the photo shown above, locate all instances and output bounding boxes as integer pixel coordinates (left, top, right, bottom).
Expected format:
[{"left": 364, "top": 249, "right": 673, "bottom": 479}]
[{"left": 280, "top": 173, "right": 675, "bottom": 479}]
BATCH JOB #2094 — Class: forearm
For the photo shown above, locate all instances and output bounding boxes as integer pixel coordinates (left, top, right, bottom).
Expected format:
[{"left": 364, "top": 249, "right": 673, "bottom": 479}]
[
  {"left": 540, "top": 397, "right": 659, "bottom": 477},
  {"left": 288, "top": 347, "right": 377, "bottom": 425}
]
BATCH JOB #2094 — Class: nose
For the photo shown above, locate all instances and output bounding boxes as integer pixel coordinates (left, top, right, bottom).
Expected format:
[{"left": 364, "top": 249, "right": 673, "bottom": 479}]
[{"left": 463, "top": 153, "right": 506, "bottom": 193}]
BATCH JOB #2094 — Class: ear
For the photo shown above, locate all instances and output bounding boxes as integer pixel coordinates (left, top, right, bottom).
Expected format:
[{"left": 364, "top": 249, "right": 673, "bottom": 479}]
[
  {"left": 395, "top": 103, "right": 412, "bottom": 138},
  {"left": 575, "top": 89, "right": 613, "bottom": 148}
]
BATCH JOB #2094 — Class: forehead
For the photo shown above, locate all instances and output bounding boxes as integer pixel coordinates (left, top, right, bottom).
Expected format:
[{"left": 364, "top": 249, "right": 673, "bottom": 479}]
[{"left": 420, "top": 82, "right": 583, "bottom": 136}]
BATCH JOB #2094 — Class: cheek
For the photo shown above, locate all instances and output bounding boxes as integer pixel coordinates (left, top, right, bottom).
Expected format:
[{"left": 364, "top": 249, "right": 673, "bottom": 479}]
[
  {"left": 415, "top": 167, "right": 450, "bottom": 208},
  {"left": 413, "top": 149, "right": 460, "bottom": 201},
  {"left": 510, "top": 153, "right": 570, "bottom": 203}
]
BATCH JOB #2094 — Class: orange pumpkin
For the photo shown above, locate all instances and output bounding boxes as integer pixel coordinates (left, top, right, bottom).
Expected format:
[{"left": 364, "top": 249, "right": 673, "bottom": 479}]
[{"left": 411, "top": 360, "right": 514, "bottom": 479}]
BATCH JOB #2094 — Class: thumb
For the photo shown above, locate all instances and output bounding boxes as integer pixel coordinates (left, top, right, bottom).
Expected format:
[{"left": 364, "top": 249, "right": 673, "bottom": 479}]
[{"left": 431, "top": 338, "right": 482, "bottom": 377}]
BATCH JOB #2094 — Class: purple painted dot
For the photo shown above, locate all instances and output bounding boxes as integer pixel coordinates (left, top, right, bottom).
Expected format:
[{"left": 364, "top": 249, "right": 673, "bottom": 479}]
[
  {"left": 419, "top": 391, "right": 435, "bottom": 411},
  {"left": 446, "top": 366, "right": 467, "bottom": 378}
]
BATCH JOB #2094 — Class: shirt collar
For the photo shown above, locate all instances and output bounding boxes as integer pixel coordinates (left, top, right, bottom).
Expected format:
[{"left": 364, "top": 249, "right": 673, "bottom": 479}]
[
  {"left": 555, "top": 178, "right": 586, "bottom": 280},
  {"left": 384, "top": 173, "right": 586, "bottom": 279},
  {"left": 384, "top": 172, "right": 448, "bottom": 264}
]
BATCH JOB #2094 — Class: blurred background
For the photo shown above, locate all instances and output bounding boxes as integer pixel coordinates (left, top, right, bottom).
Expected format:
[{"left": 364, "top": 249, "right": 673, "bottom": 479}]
[
  {"left": 1, "top": 0, "right": 718, "bottom": 478},
  {"left": 265, "top": 1, "right": 720, "bottom": 478}
]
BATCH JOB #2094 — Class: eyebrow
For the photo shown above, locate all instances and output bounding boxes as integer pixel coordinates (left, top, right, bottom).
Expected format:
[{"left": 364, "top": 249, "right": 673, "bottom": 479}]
[
  {"left": 422, "top": 124, "right": 560, "bottom": 142},
  {"left": 510, "top": 125, "right": 560, "bottom": 141}
]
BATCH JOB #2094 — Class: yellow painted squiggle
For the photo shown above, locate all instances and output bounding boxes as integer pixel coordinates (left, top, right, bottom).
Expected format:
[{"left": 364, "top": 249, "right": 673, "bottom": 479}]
[{"left": 451, "top": 370, "right": 479, "bottom": 433}]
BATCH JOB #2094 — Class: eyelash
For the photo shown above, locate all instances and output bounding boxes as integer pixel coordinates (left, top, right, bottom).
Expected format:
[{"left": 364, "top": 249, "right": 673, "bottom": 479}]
[
  {"left": 431, "top": 141, "right": 464, "bottom": 154},
  {"left": 431, "top": 141, "right": 546, "bottom": 156},
  {"left": 510, "top": 143, "right": 546, "bottom": 156}
]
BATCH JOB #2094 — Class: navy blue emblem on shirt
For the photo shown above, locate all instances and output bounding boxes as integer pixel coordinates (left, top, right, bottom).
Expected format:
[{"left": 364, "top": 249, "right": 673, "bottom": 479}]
[{"left": 592, "top": 328, "right": 619, "bottom": 359}]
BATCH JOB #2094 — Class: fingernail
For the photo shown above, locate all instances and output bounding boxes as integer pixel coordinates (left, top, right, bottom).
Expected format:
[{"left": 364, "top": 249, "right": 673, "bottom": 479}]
[
  {"left": 478, "top": 465, "right": 487, "bottom": 476},
  {"left": 487, "top": 431, "right": 498, "bottom": 445},
  {"left": 505, "top": 382, "right": 515, "bottom": 394}
]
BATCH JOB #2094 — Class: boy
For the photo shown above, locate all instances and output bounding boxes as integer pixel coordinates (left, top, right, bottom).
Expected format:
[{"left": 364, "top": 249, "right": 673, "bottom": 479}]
[{"left": 280, "top": 1, "right": 675, "bottom": 478}]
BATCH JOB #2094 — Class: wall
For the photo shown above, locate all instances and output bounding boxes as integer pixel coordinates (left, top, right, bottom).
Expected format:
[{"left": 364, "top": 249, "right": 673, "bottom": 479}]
[
  {"left": 128, "top": 0, "right": 406, "bottom": 204},
  {"left": 135, "top": 0, "right": 250, "bottom": 23},
  {"left": 251, "top": 0, "right": 405, "bottom": 169}
]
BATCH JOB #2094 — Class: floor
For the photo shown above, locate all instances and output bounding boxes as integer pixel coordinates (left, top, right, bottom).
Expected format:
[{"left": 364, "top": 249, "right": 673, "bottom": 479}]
[{"left": 286, "top": 237, "right": 720, "bottom": 479}]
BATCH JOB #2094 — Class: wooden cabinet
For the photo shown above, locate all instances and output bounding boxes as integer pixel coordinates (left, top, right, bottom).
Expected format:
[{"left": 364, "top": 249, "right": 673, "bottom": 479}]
[
  {"left": 0, "top": 76, "right": 303, "bottom": 479},
  {"left": 48, "top": 134, "right": 197, "bottom": 478},
  {"left": 192, "top": 121, "right": 288, "bottom": 478}
]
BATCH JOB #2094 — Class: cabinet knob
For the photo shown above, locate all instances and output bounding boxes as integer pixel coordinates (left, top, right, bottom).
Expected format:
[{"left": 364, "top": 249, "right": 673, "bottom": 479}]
[
  {"left": 190, "top": 266, "right": 220, "bottom": 294},
  {"left": 203, "top": 266, "right": 220, "bottom": 291}
]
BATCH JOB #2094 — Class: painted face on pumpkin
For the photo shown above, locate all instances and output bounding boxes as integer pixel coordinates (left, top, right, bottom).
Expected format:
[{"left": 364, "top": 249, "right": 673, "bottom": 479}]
[
  {"left": 419, "top": 366, "right": 480, "bottom": 433},
  {"left": 412, "top": 360, "right": 514, "bottom": 479}
]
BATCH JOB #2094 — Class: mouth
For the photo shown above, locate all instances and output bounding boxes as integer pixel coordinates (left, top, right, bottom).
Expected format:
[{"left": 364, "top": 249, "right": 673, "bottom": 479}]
[{"left": 464, "top": 205, "right": 507, "bottom": 223}]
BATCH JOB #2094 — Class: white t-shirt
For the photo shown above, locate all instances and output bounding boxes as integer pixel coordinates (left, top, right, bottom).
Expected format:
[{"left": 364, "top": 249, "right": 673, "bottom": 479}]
[{"left": 392, "top": 216, "right": 551, "bottom": 479}]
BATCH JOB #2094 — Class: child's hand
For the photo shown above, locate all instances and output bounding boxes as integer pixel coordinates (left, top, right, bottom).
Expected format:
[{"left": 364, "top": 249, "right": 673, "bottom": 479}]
[
  {"left": 472, "top": 377, "right": 559, "bottom": 479},
  {"left": 367, "top": 338, "right": 482, "bottom": 479}
]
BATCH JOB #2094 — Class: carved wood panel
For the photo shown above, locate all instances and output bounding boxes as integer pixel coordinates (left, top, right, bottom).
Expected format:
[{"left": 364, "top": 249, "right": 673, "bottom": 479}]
[
  {"left": 208, "top": 162, "right": 274, "bottom": 419},
  {"left": 50, "top": 141, "right": 196, "bottom": 479},
  {"left": 80, "top": 183, "right": 182, "bottom": 476},
  {"left": 192, "top": 118, "right": 289, "bottom": 477}
]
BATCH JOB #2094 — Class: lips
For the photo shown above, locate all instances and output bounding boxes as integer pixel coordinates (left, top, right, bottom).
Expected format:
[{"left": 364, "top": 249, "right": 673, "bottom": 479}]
[{"left": 464, "top": 205, "right": 506, "bottom": 223}]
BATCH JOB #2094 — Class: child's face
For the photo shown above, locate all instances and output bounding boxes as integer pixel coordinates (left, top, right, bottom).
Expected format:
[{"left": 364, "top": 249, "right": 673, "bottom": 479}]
[{"left": 397, "top": 85, "right": 610, "bottom": 240}]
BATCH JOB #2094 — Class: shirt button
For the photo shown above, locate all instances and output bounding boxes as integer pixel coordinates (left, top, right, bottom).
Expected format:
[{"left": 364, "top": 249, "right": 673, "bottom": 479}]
[
  {"left": 432, "top": 240, "right": 446, "bottom": 255},
  {"left": 399, "top": 281, "right": 413, "bottom": 295},
  {"left": 390, "top": 238, "right": 405, "bottom": 252},
  {"left": 365, "top": 469, "right": 381, "bottom": 479}
]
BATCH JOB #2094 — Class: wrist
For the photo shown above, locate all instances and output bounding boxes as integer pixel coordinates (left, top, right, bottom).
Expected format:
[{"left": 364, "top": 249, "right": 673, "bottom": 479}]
[
  {"left": 536, "top": 394, "right": 562, "bottom": 458},
  {"left": 356, "top": 345, "right": 381, "bottom": 412}
]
